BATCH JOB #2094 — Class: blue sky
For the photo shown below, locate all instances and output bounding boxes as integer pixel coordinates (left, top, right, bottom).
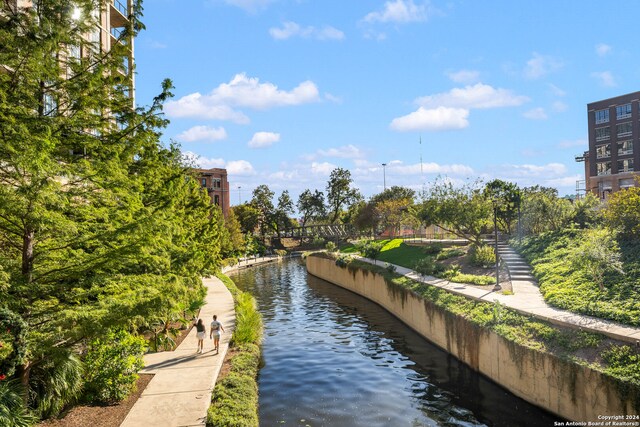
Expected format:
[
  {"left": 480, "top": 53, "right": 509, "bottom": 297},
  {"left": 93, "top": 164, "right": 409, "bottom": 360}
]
[{"left": 134, "top": 0, "right": 640, "bottom": 204}]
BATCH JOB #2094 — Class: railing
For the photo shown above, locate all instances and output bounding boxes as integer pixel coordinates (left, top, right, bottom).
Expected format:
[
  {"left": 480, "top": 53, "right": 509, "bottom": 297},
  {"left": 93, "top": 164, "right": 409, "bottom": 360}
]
[
  {"left": 110, "top": 26, "right": 123, "bottom": 40},
  {"left": 113, "top": 0, "right": 128, "bottom": 16}
]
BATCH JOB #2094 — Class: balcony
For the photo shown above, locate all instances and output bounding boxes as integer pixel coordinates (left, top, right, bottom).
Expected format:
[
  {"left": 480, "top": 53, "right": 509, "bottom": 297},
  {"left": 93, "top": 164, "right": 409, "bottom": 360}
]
[{"left": 109, "top": 0, "right": 128, "bottom": 28}]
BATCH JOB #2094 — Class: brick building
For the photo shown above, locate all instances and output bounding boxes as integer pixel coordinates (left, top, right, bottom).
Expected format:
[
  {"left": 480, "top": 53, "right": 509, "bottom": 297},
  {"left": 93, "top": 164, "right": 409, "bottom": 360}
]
[{"left": 196, "top": 168, "right": 230, "bottom": 217}]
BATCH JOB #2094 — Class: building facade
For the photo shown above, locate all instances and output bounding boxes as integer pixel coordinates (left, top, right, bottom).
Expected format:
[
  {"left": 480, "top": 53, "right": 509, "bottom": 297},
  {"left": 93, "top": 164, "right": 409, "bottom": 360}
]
[
  {"left": 196, "top": 168, "right": 230, "bottom": 217},
  {"left": 585, "top": 91, "right": 640, "bottom": 199},
  {"left": 2, "top": 0, "right": 135, "bottom": 102}
]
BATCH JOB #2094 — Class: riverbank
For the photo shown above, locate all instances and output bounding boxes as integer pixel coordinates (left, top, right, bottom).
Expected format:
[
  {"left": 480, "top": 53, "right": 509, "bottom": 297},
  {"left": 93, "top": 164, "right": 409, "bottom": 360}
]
[{"left": 306, "top": 252, "right": 640, "bottom": 422}]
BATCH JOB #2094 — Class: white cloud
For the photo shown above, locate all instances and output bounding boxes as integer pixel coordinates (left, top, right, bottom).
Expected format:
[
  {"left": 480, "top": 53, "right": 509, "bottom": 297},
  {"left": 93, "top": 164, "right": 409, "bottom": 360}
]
[
  {"left": 545, "top": 175, "right": 582, "bottom": 187},
  {"left": 390, "top": 106, "right": 469, "bottom": 132},
  {"left": 177, "top": 125, "right": 227, "bottom": 142},
  {"left": 446, "top": 69, "right": 480, "bottom": 84},
  {"left": 389, "top": 161, "right": 474, "bottom": 175},
  {"left": 222, "top": 0, "right": 273, "bottom": 12},
  {"left": 557, "top": 139, "right": 587, "bottom": 149},
  {"left": 362, "top": 0, "right": 429, "bottom": 23},
  {"left": 500, "top": 163, "right": 567, "bottom": 177},
  {"left": 595, "top": 43, "right": 612, "bottom": 57},
  {"left": 165, "top": 73, "right": 321, "bottom": 122},
  {"left": 591, "top": 71, "right": 616, "bottom": 87},
  {"left": 183, "top": 151, "right": 226, "bottom": 169},
  {"left": 523, "top": 107, "right": 548, "bottom": 120},
  {"left": 415, "top": 83, "right": 529, "bottom": 109},
  {"left": 552, "top": 101, "right": 568, "bottom": 112},
  {"left": 226, "top": 160, "right": 256, "bottom": 176},
  {"left": 269, "top": 21, "right": 344, "bottom": 41},
  {"left": 548, "top": 83, "right": 566, "bottom": 97},
  {"left": 248, "top": 131, "right": 280, "bottom": 148},
  {"left": 310, "top": 161, "right": 337, "bottom": 175},
  {"left": 524, "top": 53, "right": 563, "bottom": 79},
  {"left": 316, "top": 144, "right": 364, "bottom": 159}
]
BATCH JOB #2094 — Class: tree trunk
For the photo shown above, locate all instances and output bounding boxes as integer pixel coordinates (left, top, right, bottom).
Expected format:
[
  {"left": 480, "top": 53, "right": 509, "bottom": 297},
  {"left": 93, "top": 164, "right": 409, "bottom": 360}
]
[{"left": 22, "top": 228, "right": 35, "bottom": 284}]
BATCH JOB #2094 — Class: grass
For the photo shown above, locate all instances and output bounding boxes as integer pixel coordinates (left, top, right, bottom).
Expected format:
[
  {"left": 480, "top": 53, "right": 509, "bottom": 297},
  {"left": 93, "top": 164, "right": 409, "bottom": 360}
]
[
  {"left": 207, "top": 273, "right": 263, "bottom": 427},
  {"left": 319, "top": 251, "right": 640, "bottom": 394},
  {"left": 513, "top": 229, "right": 640, "bottom": 327}
]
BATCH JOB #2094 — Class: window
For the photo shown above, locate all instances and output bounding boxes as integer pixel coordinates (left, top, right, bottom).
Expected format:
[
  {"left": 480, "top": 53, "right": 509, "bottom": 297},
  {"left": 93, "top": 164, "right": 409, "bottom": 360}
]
[
  {"left": 201, "top": 178, "right": 207, "bottom": 187},
  {"left": 616, "top": 103, "right": 632, "bottom": 120},
  {"left": 596, "top": 144, "right": 611, "bottom": 159},
  {"left": 616, "top": 122, "right": 633, "bottom": 137},
  {"left": 595, "top": 108, "right": 609, "bottom": 124},
  {"left": 620, "top": 178, "right": 635, "bottom": 189},
  {"left": 595, "top": 126, "right": 610, "bottom": 142},
  {"left": 617, "top": 158, "right": 634, "bottom": 173},
  {"left": 69, "top": 44, "right": 80, "bottom": 61},
  {"left": 213, "top": 178, "right": 221, "bottom": 189},
  {"left": 43, "top": 93, "right": 57, "bottom": 116},
  {"left": 214, "top": 195, "right": 220, "bottom": 205},
  {"left": 597, "top": 162, "right": 611, "bottom": 176},
  {"left": 618, "top": 140, "right": 633, "bottom": 155}
]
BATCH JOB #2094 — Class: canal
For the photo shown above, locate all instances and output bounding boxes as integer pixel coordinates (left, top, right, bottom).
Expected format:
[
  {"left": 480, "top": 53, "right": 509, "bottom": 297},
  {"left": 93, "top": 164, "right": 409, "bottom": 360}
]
[{"left": 230, "top": 259, "right": 558, "bottom": 427}]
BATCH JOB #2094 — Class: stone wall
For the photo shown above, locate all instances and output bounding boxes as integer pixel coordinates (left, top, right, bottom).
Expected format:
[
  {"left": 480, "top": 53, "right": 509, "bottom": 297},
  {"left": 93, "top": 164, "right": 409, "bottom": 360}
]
[{"left": 306, "top": 254, "right": 638, "bottom": 421}]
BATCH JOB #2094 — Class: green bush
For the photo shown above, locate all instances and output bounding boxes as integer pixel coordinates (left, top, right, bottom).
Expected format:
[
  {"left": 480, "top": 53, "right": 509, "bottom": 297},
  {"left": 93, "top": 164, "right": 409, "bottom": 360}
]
[
  {"left": 436, "top": 248, "right": 465, "bottom": 260},
  {"left": 325, "top": 241, "right": 337, "bottom": 252},
  {"left": 423, "top": 243, "right": 444, "bottom": 255},
  {"left": 221, "top": 257, "right": 239, "bottom": 268},
  {"left": 448, "top": 273, "right": 496, "bottom": 286},
  {"left": 414, "top": 257, "right": 444, "bottom": 277},
  {"left": 275, "top": 249, "right": 287, "bottom": 257},
  {"left": 28, "top": 350, "right": 84, "bottom": 418},
  {"left": 83, "top": 330, "right": 146, "bottom": 404},
  {"left": 469, "top": 244, "right": 496, "bottom": 268},
  {"left": 232, "top": 293, "right": 263, "bottom": 346},
  {"left": 0, "top": 379, "right": 37, "bottom": 427},
  {"left": 207, "top": 372, "right": 258, "bottom": 427},
  {"left": 385, "top": 263, "right": 397, "bottom": 273},
  {"left": 602, "top": 345, "right": 640, "bottom": 385},
  {"left": 311, "top": 235, "right": 325, "bottom": 247},
  {"left": 335, "top": 255, "right": 351, "bottom": 268}
]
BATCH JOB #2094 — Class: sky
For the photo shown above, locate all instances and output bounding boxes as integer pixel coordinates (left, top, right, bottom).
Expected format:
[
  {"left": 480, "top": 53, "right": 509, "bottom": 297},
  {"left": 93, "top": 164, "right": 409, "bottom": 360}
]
[{"left": 133, "top": 0, "right": 640, "bottom": 206}]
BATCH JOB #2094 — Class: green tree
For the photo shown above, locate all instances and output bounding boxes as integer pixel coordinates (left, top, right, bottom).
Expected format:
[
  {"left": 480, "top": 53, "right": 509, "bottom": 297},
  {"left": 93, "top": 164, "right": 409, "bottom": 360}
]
[
  {"left": 571, "top": 229, "right": 624, "bottom": 291},
  {"left": 274, "top": 190, "right": 294, "bottom": 238},
  {"left": 483, "top": 179, "right": 521, "bottom": 234},
  {"left": 520, "top": 186, "right": 573, "bottom": 235},
  {"left": 251, "top": 185, "right": 275, "bottom": 238},
  {"left": 233, "top": 203, "right": 260, "bottom": 235},
  {"left": 603, "top": 186, "right": 640, "bottom": 240},
  {"left": 224, "top": 208, "right": 246, "bottom": 257},
  {"left": 0, "top": 0, "right": 220, "bottom": 410},
  {"left": 416, "top": 179, "right": 491, "bottom": 245},
  {"left": 569, "top": 193, "right": 602, "bottom": 229},
  {"left": 297, "top": 189, "right": 326, "bottom": 226},
  {"left": 326, "top": 168, "right": 361, "bottom": 223}
]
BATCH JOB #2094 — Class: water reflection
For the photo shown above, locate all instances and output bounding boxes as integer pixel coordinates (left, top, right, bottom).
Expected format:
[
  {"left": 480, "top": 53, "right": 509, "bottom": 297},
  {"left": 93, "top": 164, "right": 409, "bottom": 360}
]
[{"left": 230, "top": 259, "right": 557, "bottom": 427}]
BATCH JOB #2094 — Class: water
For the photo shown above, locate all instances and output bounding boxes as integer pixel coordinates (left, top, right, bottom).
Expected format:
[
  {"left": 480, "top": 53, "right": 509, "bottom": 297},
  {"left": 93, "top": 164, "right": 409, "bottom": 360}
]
[{"left": 230, "top": 259, "right": 559, "bottom": 427}]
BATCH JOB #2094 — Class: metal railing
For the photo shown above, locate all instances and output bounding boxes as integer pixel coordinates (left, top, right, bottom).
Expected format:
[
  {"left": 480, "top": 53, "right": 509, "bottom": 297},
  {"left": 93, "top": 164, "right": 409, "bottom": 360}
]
[{"left": 113, "top": 0, "right": 128, "bottom": 16}]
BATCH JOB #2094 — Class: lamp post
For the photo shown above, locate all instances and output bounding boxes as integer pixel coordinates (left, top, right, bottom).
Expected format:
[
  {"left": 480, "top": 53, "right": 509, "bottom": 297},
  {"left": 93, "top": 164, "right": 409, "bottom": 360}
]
[
  {"left": 237, "top": 185, "right": 241, "bottom": 205},
  {"left": 492, "top": 199, "right": 501, "bottom": 291},
  {"left": 382, "top": 163, "right": 387, "bottom": 191}
]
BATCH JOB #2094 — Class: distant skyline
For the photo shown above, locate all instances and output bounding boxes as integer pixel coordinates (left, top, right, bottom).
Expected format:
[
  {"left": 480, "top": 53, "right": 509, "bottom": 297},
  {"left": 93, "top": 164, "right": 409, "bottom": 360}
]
[{"left": 134, "top": 0, "right": 640, "bottom": 204}]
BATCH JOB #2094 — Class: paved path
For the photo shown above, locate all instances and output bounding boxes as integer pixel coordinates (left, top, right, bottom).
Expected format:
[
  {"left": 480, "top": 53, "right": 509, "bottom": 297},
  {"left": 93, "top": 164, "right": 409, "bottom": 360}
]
[
  {"left": 120, "top": 277, "right": 235, "bottom": 427},
  {"left": 357, "top": 244, "right": 640, "bottom": 344}
]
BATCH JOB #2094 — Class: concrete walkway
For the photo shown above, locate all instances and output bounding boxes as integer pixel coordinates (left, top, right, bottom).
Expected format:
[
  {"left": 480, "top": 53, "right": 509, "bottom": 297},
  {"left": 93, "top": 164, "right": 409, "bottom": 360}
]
[
  {"left": 120, "top": 277, "right": 235, "bottom": 427},
  {"left": 356, "top": 244, "right": 640, "bottom": 345}
]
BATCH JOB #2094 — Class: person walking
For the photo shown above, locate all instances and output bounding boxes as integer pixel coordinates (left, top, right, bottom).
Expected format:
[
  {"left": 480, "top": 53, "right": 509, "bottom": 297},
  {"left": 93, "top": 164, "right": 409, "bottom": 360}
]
[
  {"left": 195, "top": 318, "right": 206, "bottom": 354},
  {"left": 209, "top": 315, "right": 225, "bottom": 354}
]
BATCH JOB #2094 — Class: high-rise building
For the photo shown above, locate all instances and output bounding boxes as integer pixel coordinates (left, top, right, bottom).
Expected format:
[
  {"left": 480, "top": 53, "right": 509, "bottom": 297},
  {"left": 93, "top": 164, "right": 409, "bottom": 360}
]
[
  {"left": 582, "top": 91, "right": 640, "bottom": 199},
  {"left": 196, "top": 168, "right": 230, "bottom": 217},
  {"left": 1, "top": 0, "right": 135, "bottom": 102}
]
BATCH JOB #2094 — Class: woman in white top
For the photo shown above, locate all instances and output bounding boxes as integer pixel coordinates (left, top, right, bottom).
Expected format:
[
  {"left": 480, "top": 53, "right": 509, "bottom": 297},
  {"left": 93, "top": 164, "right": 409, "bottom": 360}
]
[{"left": 209, "top": 314, "right": 225, "bottom": 354}]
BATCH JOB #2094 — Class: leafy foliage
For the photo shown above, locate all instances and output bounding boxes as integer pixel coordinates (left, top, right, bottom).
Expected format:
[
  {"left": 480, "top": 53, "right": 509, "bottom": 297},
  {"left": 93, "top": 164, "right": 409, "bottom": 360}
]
[
  {"left": 326, "top": 168, "right": 362, "bottom": 223},
  {"left": 297, "top": 189, "right": 326, "bottom": 226},
  {"left": 0, "top": 380, "right": 37, "bottom": 427},
  {"left": 603, "top": 186, "right": 640, "bottom": 240},
  {"left": 519, "top": 186, "right": 572, "bottom": 235},
  {"left": 28, "top": 350, "right": 83, "bottom": 418},
  {"left": 469, "top": 244, "right": 496, "bottom": 268},
  {"left": 483, "top": 179, "right": 521, "bottom": 234},
  {"left": 83, "top": 330, "right": 146, "bottom": 404}
]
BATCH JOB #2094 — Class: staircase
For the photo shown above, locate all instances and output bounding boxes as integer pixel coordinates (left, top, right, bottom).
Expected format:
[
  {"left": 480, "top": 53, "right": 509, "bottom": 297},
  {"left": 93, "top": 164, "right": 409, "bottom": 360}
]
[{"left": 497, "top": 243, "right": 536, "bottom": 282}]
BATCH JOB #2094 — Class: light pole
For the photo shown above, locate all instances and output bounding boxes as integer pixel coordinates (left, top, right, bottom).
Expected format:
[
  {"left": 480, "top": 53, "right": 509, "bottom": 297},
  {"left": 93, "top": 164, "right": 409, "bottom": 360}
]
[
  {"left": 237, "top": 185, "right": 241, "bottom": 205},
  {"left": 381, "top": 163, "right": 387, "bottom": 191},
  {"left": 492, "top": 199, "right": 501, "bottom": 291}
]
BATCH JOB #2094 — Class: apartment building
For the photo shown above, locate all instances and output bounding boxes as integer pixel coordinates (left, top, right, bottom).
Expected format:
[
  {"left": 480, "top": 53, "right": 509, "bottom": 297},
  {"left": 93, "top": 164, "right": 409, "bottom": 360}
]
[
  {"left": 2, "top": 0, "right": 135, "bottom": 102},
  {"left": 582, "top": 91, "right": 640, "bottom": 199},
  {"left": 196, "top": 168, "right": 230, "bottom": 217}
]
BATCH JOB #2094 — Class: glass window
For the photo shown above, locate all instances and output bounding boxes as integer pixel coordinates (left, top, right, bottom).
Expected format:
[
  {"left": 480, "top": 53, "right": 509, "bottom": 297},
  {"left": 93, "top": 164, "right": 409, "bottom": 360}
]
[
  {"left": 617, "top": 158, "right": 634, "bottom": 173},
  {"left": 597, "top": 162, "right": 611, "bottom": 176},
  {"left": 213, "top": 178, "right": 221, "bottom": 189},
  {"left": 214, "top": 195, "right": 220, "bottom": 205},
  {"left": 616, "top": 103, "right": 632, "bottom": 119},
  {"left": 43, "top": 92, "right": 57, "bottom": 116},
  {"left": 596, "top": 144, "right": 611, "bottom": 159},
  {"left": 595, "top": 126, "right": 610, "bottom": 142},
  {"left": 618, "top": 140, "right": 633, "bottom": 156},
  {"left": 620, "top": 178, "right": 635, "bottom": 188},
  {"left": 595, "top": 108, "right": 609, "bottom": 124},
  {"left": 616, "top": 122, "right": 633, "bottom": 137},
  {"left": 201, "top": 178, "right": 207, "bottom": 187}
]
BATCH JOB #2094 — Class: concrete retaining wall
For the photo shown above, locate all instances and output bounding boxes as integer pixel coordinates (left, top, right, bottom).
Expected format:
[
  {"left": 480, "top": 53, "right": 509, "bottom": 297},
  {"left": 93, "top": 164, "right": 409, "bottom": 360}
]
[{"left": 306, "top": 254, "right": 638, "bottom": 421}]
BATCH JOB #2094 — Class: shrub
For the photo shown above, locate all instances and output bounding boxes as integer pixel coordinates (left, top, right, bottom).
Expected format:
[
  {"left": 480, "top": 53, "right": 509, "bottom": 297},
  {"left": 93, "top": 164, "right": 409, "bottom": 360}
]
[
  {"left": 83, "top": 330, "right": 146, "bottom": 404},
  {"left": 436, "top": 248, "right": 465, "bottom": 260},
  {"left": 275, "top": 249, "right": 287, "bottom": 257},
  {"left": 325, "top": 241, "right": 337, "bottom": 252},
  {"left": 232, "top": 293, "right": 263, "bottom": 346},
  {"left": 28, "top": 350, "right": 84, "bottom": 418},
  {"left": 469, "top": 244, "right": 496, "bottom": 268},
  {"left": 335, "top": 255, "right": 351, "bottom": 268},
  {"left": 221, "top": 257, "right": 239, "bottom": 268},
  {"left": 423, "top": 243, "right": 444, "bottom": 255},
  {"left": 448, "top": 273, "right": 496, "bottom": 286},
  {"left": 385, "top": 263, "right": 397, "bottom": 273},
  {"left": 414, "top": 257, "right": 439, "bottom": 277},
  {"left": 207, "top": 372, "right": 258, "bottom": 427},
  {"left": 311, "top": 235, "right": 325, "bottom": 247},
  {"left": 0, "top": 379, "right": 37, "bottom": 427},
  {"left": 602, "top": 345, "right": 640, "bottom": 385}
]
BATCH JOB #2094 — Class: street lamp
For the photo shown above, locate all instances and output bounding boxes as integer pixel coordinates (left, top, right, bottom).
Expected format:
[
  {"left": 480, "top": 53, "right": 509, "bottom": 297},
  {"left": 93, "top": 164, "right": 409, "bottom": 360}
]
[
  {"left": 237, "top": 185, "right": 241, "bottom": 205},
  {"left": 492, "top": 199, "right": 501, "bottom": 291},
  {"left": 381, "top": 163, "right": 387, "bottom": 191}
]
